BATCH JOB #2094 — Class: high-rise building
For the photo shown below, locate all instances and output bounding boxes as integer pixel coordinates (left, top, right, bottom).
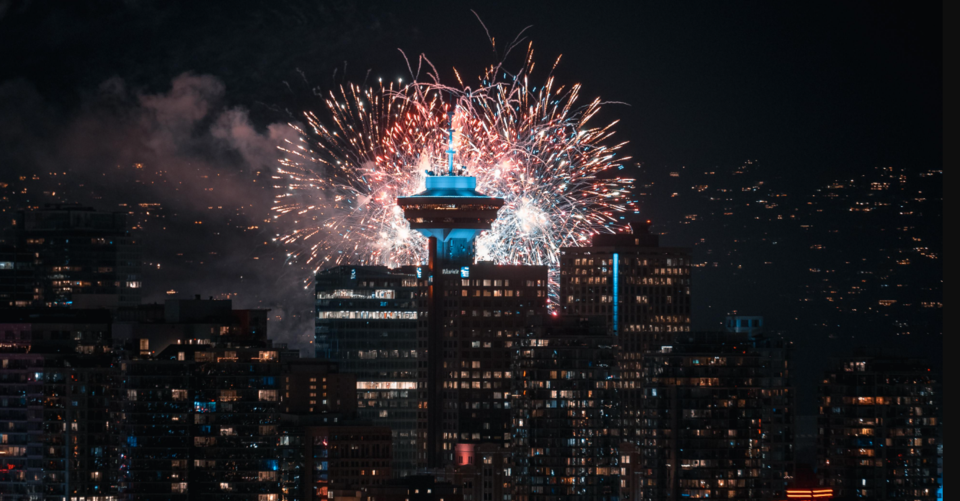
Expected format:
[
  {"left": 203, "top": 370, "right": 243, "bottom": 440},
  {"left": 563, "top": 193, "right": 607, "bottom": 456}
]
[
  {"left": 512, "top": 316, "right": 621, "bottom": 501},
  {"left": 559, "top": 221, "right": 691, "bottom": 445},
  {"left": 314, "top": 265, "right": 420, "bottom": 477},
  {"left": 422, "top": 262, "right": 548, "bottom": 467},
  {"left": 639, "top": 331, "right": 794, "bottom": 500},
  {"left": 0, "top": 309, "right": 117, "bottom": 501},
  {"left": 314, "top": 262, "right": 547, "bottom": 474},
  {"left": 559, "top": 221, "right": 691, "bottom": 345},
  {"left": 10, "top": 204, "right": 142, "bottom": 309},
  {"left": 277, "top": 416, "right": 394, "bottom": 501},
  {"left": 818, "top": 356, "right": 940, "bottom": 500},
  {"left": 118, "top": 343, "right": 295, "bottom": 501},
  {"left": 111, "top": 297, "right": 294, "bottom": 501}
]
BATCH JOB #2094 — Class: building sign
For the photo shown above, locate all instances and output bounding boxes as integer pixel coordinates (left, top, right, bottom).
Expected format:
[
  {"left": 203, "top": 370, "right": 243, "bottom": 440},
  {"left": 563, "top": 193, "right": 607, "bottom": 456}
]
[{"left": 460, "top": 266, "right": 470, "bottom": 278}]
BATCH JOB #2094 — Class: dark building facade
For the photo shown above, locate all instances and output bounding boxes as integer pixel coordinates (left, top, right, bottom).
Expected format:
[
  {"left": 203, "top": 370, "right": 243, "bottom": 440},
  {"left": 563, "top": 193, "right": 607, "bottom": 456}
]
[
  {"left": 559, "top": 222, "right": 691, "bottom": 346},
  {"left": 314, "top": 266, "right": 420, "bottom": 477},
  {"left": 418, "top": 261, "right": 548, "bottom": 468},
  {"left": 512, "top": 317, "right": 621, "bottom": 501},
  {"left": 281, "top": 359, "right": 357, "bottom": 416},
  {"left": 0, "top": 310, "right": 116, "bottom": 501},
  {"left": 118, "top": 343, "right": 294, "bottom": 501},
  {"left": 0, "top": 244, "right": 34, "bottom": 308},
  {"left": 559, "top": 222, "right": 691, "bottom": 445},
  {"left": 818, "top": 356, "right": 939, "bottom": 500},
  {"left": 362, "top": 475, "right": 462, "bottom": 501},
  {"left": 639, "top": 331, "right": 794, "bottom": 500},
  {"left": 7, "top": 205, "right": 142, "bottom": 309},
  {"left": 113, "top": 296, "right": 269, "bottom": 353},
  {"left": 301, "top": 425, "right": 393, "bottom": 500},
  {"left": 429, "top": 443, "right": 512, "bottom": 501}
]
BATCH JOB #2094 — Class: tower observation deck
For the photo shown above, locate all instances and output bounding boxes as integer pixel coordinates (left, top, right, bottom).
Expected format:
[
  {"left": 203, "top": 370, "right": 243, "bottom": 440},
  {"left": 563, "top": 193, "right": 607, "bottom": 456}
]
[
  {"left": 396, "top": 176, "right": 503, "bottom": 263},
  {"left": 396, "top": 113, "right": 504, "bottom": 264}
]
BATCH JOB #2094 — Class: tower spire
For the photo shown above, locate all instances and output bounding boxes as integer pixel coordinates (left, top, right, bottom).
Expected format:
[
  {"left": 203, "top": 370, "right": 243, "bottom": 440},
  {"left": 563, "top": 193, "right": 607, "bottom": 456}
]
[{"left": 446, "top": 110, "right": 455, "bottom": 175}]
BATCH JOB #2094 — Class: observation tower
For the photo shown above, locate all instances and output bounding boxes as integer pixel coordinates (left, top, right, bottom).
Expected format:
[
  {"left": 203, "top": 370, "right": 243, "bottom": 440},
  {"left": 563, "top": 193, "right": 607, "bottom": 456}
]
[
  {"left": 396, "top": 113, "right": 508, "bottom": 468},
  {"left": 396, "top": 113, "right": 504, "bottom": 264}
]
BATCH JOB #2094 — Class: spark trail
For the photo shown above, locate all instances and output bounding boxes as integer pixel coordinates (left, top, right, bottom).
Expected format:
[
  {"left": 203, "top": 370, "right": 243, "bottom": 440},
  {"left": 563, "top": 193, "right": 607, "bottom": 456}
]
[{"left": 273, "top": 42, "right": 638, "bottom": 303}]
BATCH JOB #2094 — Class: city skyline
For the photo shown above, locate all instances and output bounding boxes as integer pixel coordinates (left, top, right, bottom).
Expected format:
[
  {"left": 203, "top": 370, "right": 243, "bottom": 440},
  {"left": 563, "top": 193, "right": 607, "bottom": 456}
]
[
  {"left": 0, "top": 2, "right": 942, "bottom": 500},
  {"left": 0, "top": 1, "right": 941, "bottom": 358}
]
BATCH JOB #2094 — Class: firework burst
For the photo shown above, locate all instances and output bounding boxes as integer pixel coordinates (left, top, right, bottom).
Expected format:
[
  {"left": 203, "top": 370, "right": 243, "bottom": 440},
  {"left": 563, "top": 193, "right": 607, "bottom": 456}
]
[{"left": 273, "top": 42, "right": 638, "bottom": 300}]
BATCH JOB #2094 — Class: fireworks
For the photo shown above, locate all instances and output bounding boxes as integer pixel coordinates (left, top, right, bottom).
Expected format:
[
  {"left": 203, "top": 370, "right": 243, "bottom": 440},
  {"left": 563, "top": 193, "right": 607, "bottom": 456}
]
[{"left": 273, "top": 42, "right": 638, "bottom": 301}]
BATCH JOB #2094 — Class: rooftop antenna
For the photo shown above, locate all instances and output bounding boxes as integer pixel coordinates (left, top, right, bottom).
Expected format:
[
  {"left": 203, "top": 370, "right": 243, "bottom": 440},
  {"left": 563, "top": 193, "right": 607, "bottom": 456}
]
[{"left": 446, "top": 110, "right": 455, "bottom": 176}]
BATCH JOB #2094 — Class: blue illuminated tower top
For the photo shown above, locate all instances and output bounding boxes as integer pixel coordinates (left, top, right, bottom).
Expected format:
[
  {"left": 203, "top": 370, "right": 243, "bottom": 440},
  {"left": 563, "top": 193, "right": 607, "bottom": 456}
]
[{"left": 396, "top": 113, "right": 504, "bottom": 264}]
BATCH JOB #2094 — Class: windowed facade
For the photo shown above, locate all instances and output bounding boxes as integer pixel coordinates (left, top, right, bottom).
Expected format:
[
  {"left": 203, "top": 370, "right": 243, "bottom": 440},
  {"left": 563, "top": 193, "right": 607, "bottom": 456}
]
[
  {"left": 418, "top": 262, "right": 549, "bottom": 468},
  {"left": 8, "top": 206, "right": 142, "bottom": 308},
  {"left": 559, "top": 222, "right": 692, "bottom": 445},
  {"left": 315, "top": 266, "right": 420, "bottom": 476},
  {"left": 818, "top": 357, "right": 939, "bottom": 500},
  {"left": 512, "top": 319, "right": 621, "bottom": 500},
  {"left": 119, "top": 346, "right": 287, "bottom": 500},
  {"left": 639, "top": 332, "right": 794, "bottom": 500}
]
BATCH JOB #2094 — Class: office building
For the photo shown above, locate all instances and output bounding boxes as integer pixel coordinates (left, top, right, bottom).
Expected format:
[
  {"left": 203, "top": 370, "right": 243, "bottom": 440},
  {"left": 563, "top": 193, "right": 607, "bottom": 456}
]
[
  {"left": 639, "top": 331, "right": 794, "bottom": 500},
  {"left": 423, "top": 262, "right": 548, "bottom": 467},
  {"left": 118, "top": 343, "right": 294, "bottom": 501},
  {"left": 559, "top": 221, "right": 691, "bottom": 345},
  {"left": 315, "top": 265, "right": 420, "bottom": 476},
  {"left": 559, "top": 222, "right": 691, "bottom": 444},
  {"left": 818, "top": 356, "right": 939, "bottom": 500},
  {"left": 10, "top": 204, "right": 142, "bottom": 309},
  {"left": 512, "top": 317, "right": 621, "bottom": 501},
  {"left": 0, "top": 309, "right": 116, "bottom": 501}
]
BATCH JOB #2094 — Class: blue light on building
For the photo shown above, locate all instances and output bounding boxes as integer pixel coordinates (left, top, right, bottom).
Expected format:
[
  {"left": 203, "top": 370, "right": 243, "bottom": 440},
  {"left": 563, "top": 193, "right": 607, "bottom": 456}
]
[{"left": 612, "top": 253, "right": 619, "bottom": 335}]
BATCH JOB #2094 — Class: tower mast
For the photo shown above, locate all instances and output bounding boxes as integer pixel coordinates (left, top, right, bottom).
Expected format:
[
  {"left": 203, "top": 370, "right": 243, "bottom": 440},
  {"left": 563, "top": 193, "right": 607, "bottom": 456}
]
[{"left": 446, "top": 110, "right": 455, "bottom": 175}]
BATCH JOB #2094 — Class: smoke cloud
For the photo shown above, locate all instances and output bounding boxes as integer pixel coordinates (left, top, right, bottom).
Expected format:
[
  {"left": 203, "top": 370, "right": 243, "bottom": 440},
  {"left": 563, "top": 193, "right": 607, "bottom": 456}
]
[{"left": 0, "top": 72, "right": 315, "bottom": 353}]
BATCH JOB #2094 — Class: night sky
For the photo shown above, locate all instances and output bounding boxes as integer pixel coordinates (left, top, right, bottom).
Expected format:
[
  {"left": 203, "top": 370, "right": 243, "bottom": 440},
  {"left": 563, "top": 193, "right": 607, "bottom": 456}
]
[{"left": 0, "top": 1, "right": 941, "bottom": 409}]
